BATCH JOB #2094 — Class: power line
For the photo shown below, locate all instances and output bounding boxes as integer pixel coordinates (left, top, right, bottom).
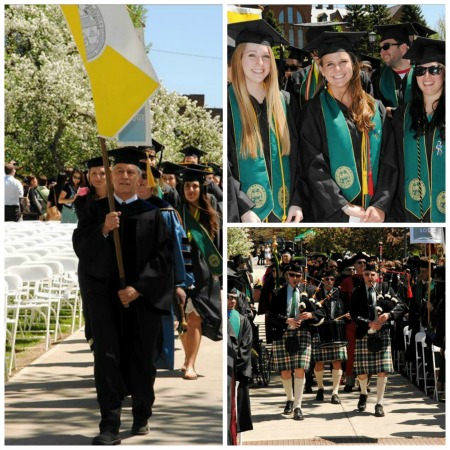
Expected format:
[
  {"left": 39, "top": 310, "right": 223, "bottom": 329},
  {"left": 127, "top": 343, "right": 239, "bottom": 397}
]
[{"left": 150, "top": 49, "right": 221, "bottom": 60}]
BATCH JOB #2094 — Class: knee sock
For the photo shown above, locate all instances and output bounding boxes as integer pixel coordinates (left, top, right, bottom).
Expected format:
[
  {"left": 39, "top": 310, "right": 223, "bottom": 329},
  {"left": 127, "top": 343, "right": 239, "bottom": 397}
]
[
  {"left": 314, "top": 369, "right": 324, "bottom": 389},
  {"left": 359, "top": 377, "right": 368, "bottom": 395},
  {"left": 281, "top": 377, "right": 294, "bottom": 401},
  {"left": 376, "top": 376, "right": 387, "bottom": 405},
  {"left": 293, "top": 377, "right": 305, "bottom": 409},
  {"left": 332, "top": 369, "right": 342, "bottom": 395}
]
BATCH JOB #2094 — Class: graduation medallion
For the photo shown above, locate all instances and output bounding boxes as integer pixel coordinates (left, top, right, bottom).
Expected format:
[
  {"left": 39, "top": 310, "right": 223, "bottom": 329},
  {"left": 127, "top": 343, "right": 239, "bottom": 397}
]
[
  {"left": 334, "top": 166, "right": 354, "bottom": 189},
  {"left": 436, "top": 191, "right": 445, "bottom": 214},
  {"left": 208, "top": 254, "right": 221, "bottom": 269},
  {"left": 247, "top": 184, "right": 267, "bottom": 209},
  {"left": 80, "top": 5, "right": 106, "bottom": 62},
  {"left": 408, "top": 178, "right": 426, "bottom": 201},
  {"left": 278, "top": 185, "right": 289, "bottom": 208}
]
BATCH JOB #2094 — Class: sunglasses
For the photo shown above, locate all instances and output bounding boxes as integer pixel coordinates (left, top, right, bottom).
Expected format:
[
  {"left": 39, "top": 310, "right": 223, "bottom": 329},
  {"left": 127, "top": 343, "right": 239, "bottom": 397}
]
[
  {"left": 324, "top": 277, "right": 335, "bottom": 281},
  {"left": 355, "top": 260, "right": 366, "bottom": 265},
  {"left": 414, "top": 65, "right": 444, "bottom": 77},
  {"left": 287, "top": 273, "right": 302, "bottom": 278},
  {"left": 380, "top": 43, "right": 401, "bottom": 51}
]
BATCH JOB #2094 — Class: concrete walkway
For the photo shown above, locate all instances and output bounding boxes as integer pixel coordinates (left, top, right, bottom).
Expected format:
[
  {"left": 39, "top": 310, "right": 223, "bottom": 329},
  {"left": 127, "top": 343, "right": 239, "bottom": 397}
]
[{"left": 5, "top": 328, "right": 223, "bottom": 445}]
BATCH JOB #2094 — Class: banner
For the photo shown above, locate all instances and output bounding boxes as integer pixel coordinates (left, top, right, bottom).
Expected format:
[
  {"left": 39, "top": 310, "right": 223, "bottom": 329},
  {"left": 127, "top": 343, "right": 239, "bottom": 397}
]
[
  {"left": 410, "top": 227, "right": 445, "bottom": 244},
  {"left": 61, "top": 5, "right": 159, "bottom": 138},
  {"left": 294, "top": 230, "right": 316, "bottom": 241},
  {"left": 227, "top": 5, "right": 262, "bottom": 24},
  {"left": 117, "top": 103, "right": 152, "bottom": 146}
]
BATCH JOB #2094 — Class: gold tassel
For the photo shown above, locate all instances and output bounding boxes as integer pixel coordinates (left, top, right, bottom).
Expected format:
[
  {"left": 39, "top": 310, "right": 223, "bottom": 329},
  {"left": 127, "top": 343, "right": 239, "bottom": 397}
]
[
  {"left": 361, "top": 132, "right": 368, "bottom": 199},
  {"left": 146, "top": 157, "right": 157, "bottom": 188}
]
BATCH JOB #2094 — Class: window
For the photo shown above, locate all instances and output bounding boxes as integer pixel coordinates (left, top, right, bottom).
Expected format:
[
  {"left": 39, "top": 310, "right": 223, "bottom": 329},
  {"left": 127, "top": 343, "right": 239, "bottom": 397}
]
[
  {"left": 289, "top": 28, "right": 294, "bottom": 46},
  {"left": 296, "top": 12, "right": 303, "bottom": 24},
  {"left": 297, "top": 30, "right": 304, "bottom": 48},
  {"left": 279, "top": 10, "right": 285, "bottom": 23},
  {"left": 288, "top": 7, "right": 293, "bottom": 24}
]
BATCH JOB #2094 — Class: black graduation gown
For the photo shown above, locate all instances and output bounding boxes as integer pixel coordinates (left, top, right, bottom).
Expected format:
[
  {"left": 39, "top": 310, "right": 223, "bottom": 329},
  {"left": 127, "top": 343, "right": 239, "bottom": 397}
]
[
  {"left": 297, "top": 94, "right": 398, "bottom": 222},
  {"left": 228, "top": 91, "right": 303, "bottom": 221},
  {"left": 72, "top": 198, "right": 174, "bottom": 429},
  {"left": 372, "top": 66, "right": 410, "bottom": 110}
]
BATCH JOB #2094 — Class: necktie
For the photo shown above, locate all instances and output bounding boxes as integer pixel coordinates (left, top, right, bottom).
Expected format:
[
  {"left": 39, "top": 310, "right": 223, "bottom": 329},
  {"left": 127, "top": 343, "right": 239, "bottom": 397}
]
[
  {"left": 368, "top": 287, "right": 377, "bottom": 320},
  {"left": 290, "top": 288, "right": 299, "bottom": 318}
]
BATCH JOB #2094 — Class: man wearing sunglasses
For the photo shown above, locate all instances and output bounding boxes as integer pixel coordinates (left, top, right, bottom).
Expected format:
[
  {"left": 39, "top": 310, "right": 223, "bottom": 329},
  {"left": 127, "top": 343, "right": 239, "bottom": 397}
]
[
  {"left": 338, "top": 251, "right": 370, "bottom": 392},
  {"left": 372, "top": 23, "right": 417, "bottom": 118},
  {"left": 268, "top": 263, "right": 325, "bottom": 420},
  {"left": 312, "top": 270, "right": 349, "bottom": 405}
]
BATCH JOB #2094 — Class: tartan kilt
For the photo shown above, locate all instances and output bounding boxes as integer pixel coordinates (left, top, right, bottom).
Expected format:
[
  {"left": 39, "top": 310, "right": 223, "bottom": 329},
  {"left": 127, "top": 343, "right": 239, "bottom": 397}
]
[
  {"left": 272, "top": 328, "right": 312, "bottom": 371},
  {"left": 354, "top": 330, "right": 394, "bottom": 375},
  {"left": 312, "top": 334, "right": 347, "bottom": 363}
]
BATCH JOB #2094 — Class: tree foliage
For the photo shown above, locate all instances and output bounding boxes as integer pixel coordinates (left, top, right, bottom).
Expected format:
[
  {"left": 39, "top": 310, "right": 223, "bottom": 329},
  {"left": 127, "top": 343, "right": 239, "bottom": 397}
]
[
  {"left": 227, "top": 228, "right": 255, "bottom": 260},
  {"left": 5, "top": 4, "right": 223, "bottom": 179},
  {"left": 400, "top": 5, "right": 426, "bottom": 26},
  {"left": 241, "top": 228, "right": 443, "bottom": 261}
]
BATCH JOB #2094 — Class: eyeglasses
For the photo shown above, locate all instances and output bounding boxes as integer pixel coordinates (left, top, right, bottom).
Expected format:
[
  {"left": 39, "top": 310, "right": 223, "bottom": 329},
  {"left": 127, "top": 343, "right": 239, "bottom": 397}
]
[
  {"left": 72, "top": 175, "right": 81, "bottom": 180},
  {"left": 355, "top": 260, "right": 366, "bottom": 265},
  {"left": 323, "top": 277, "right": 335, "bottom": 281},
  {"left": 287, "top": 273, "right": 302, "bottom": 278},
  {"left": 414, "top": 65, "right": 444, "bottom": 77},
  {"left": 380, "top": 43, "right": 401, "bottom": 51}
]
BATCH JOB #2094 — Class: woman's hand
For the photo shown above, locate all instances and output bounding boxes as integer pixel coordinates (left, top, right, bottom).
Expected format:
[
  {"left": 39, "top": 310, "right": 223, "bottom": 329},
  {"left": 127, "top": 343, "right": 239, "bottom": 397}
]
[
  {"left": 343, "top": 204, "right": 365, "bottom": 218},
  {"left": 287, "top": 205, "right": 303, "bottom": 223},
  {"left": 286, "top": 317, "right": 301, "bottom": 328},
  {"left": 241, "top": 210, "right": 261, "bottom": 223},
  {"left": 363, "top": 206, "right": 385, "bottom": 223}
]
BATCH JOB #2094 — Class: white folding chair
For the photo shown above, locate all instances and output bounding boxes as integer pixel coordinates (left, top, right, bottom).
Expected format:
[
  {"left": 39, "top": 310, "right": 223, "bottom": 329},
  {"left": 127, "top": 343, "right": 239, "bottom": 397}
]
[
  {"left": 403, "top": 325, "right": 413, "bottom": 380},
  {"left": 4, "top": 274, "right": 23, "bottom": 379},
  {"left": 431, "top": 344, "right": 444, "bottom": 402},
  {"left": 6, "top": 264, "right": 55, "bottom": 351},
  {"left": 5, "top": 255, "right": 31, "bottom": 269}
]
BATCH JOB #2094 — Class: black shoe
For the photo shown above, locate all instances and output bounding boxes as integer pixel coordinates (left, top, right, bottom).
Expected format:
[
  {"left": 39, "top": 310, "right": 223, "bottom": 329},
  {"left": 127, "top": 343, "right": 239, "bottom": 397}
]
[
  {"left": 92, "top": 431, "right": 121, "bottom": 445},
  {"left": 283, "top": 400, "right": 294, "bottom": 414},
  {"left": 315, "top": 388, "right": 324, "bottom": 401},
  {"left": 294, "top": 407, "right": 304, "bottom": 421},
  {"left": 131, "top": 422, "right": 149, "bottom": 435},
  {"left": 357, "top": 394, "right": 367, "bottom": 412},
  {"left": 331, "top": 394, "right": 341, "bottom": 404},
  {"left": 343, "top": 384, "right": 353, "bottom": 393},
  {"left": 374, "top": 403, "right": 385, "bottom": 417},
  {"left": 304, "top": 385, "right": 313, "bottom": 394}
]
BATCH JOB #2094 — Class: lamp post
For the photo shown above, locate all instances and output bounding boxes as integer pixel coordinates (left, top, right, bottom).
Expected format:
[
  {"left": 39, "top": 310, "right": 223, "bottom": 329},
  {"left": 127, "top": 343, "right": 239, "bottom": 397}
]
[{"left": 368, "top": 31, "right": 376, "bottom": 56}]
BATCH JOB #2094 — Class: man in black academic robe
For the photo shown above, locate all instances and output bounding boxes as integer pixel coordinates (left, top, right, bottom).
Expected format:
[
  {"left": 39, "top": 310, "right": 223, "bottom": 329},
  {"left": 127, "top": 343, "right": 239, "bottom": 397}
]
[{"left": 73, "top": 149, "right": 174, "bottom": 445}]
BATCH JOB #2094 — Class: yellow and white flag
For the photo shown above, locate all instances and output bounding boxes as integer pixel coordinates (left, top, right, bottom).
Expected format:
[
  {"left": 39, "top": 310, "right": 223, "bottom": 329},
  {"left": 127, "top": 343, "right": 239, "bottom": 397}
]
[
  {"left": 227, "top": 5, "right": 262, "bottom": 24},
  {"left": 61, "top": 5, "right": 159, "bottom": 138}
]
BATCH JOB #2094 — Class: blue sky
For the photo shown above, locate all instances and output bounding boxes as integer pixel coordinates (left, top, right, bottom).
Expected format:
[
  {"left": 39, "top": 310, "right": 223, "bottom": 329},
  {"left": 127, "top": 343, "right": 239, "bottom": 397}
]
[{"left": 144, "top": 5, "right": 223, "bottom": 109}]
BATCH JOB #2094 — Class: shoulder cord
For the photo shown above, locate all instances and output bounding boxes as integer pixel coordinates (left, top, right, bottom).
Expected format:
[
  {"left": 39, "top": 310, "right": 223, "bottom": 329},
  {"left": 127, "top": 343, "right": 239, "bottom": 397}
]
[{"left": 417, "top": 136, "right": 424, "bottom": 222}]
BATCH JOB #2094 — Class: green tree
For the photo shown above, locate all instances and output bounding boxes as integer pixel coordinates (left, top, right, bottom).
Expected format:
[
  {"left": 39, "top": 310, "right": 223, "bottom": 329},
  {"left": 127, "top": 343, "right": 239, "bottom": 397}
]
[
  {"left": 343, "top": 5, "right": 372, "bottom": 55},
  {"left": 436, "top": 14, "right": 446, "bottom": 39},
  {"left": 400, "top": 5, "right": 426, "bottom": 26},
  {"left": 227, "top": 228, "right": 255, "bottom": 260}
]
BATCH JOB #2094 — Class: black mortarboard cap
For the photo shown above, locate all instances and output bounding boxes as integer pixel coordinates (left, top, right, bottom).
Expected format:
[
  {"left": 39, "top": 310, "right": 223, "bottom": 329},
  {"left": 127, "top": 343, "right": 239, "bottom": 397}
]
[
  {"left": 403, "top": 37, "right": 445, "bottom": 65},
  {"left": 280, "top": 247, "right": 294, "bottom": 256},
  {"left": 303, "top": 31, "right": 366, "bottom": 58},
  {"left": 159, "top": 161, "right": 180, "bottom": 175},
  {"left": 349, "top": 251, "right": 370, "bottom": 265},
  {"left": 287, "top": 45, "right": 307, "bottom": 61},
  {"left": 297, "top": 21, "right": 347, "bottom": 45},
  {"left": 208, "top": 162, "right": 222, "bottom": 177},
  {"left": 139, "top": 161, "right": 161, "bottom": 179},
  {"left": 108, "top": 147, "right": 144, "bottom": 166},
  {"left": 359, "top": 54, "right": 382, "bottom": 71},
  {"left": 283, "top": 262, "right": 303, "bottom": 273},
  {"left": 364, "top": 263, "right": 379, "bottom": 272},
  {"left": 82, "top": 156, "right": 109, "bottom": 169},
  {"left": 228, "top": 19, "right": 289, "bottom": 47},
  {"left": 412, "top": 22, "right": 437, "bottom": 38},
  {"left": 178, "top": 165, "right": 208, "bottom": 183},
  {"left": 375, "top": 23, "right": 416, "bottom": 44},
  {"left": 179, "top": 146, "right": 207, "bottom": 160}
]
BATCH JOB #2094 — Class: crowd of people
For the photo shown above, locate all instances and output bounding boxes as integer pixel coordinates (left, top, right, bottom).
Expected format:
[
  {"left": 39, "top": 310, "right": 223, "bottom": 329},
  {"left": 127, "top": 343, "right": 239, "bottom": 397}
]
[
  {"left": 227, "top": 243, "right": 445, "bottom": 444},
  {"left": 5, "top": 144, "right": 223, "bottom": 445},
  {"left": 227, "top": 19, "right": 445, "bottom": 223}
]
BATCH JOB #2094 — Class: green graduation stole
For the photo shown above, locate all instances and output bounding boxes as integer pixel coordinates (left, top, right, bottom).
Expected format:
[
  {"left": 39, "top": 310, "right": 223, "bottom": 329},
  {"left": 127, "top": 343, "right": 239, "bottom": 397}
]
[
  {"left": 183, "top": 205, "right": 223, "bottom": 276},
  {"left": 228, "top": 309, "right": 241, "bottom": 337},
  {"left": 228, "top": 84, "right": 290, "bottom": 221},
  {"left": 379, "top": 66, "right": 413, "bottom": 107},
  {"left": 320, "top": 89, "right": 382, "bottom": 207},
  {"left": 403, "top": 105, "right": 445, "bottom": 222}
]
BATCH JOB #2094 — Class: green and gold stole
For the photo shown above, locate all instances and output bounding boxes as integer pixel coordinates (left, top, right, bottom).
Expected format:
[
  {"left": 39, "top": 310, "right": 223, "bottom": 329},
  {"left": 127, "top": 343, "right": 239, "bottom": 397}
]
[
  {"left": 228, "top": 84, "right": 290, "bottom": 221},
  {"left": 183, "top": 205, "right": 222, "bottom": 276},
  {"left": 379, "top": 66, "right": 413, "bottom": 107},
  {"left": 403, "top": 105, "right": 445, "bottom": 222},
  {"left": 320, "top": 89, "right": 382, "bottom": 208},
  {"left": 228, "top": 309, "right": 241, "bottom": 338}
]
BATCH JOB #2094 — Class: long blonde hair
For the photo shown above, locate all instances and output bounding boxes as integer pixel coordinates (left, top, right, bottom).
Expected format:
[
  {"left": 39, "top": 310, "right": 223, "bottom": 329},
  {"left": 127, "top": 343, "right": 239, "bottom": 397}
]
[{"left": 230, "top": 43, "right": 290, "bottom": 159}]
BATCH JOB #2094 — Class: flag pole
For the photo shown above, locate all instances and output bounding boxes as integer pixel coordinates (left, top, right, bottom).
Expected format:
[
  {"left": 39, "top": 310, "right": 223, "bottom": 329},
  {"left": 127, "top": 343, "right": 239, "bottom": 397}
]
[{"left": 99, "top": 136, "right": 128, "bottom": 296}]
